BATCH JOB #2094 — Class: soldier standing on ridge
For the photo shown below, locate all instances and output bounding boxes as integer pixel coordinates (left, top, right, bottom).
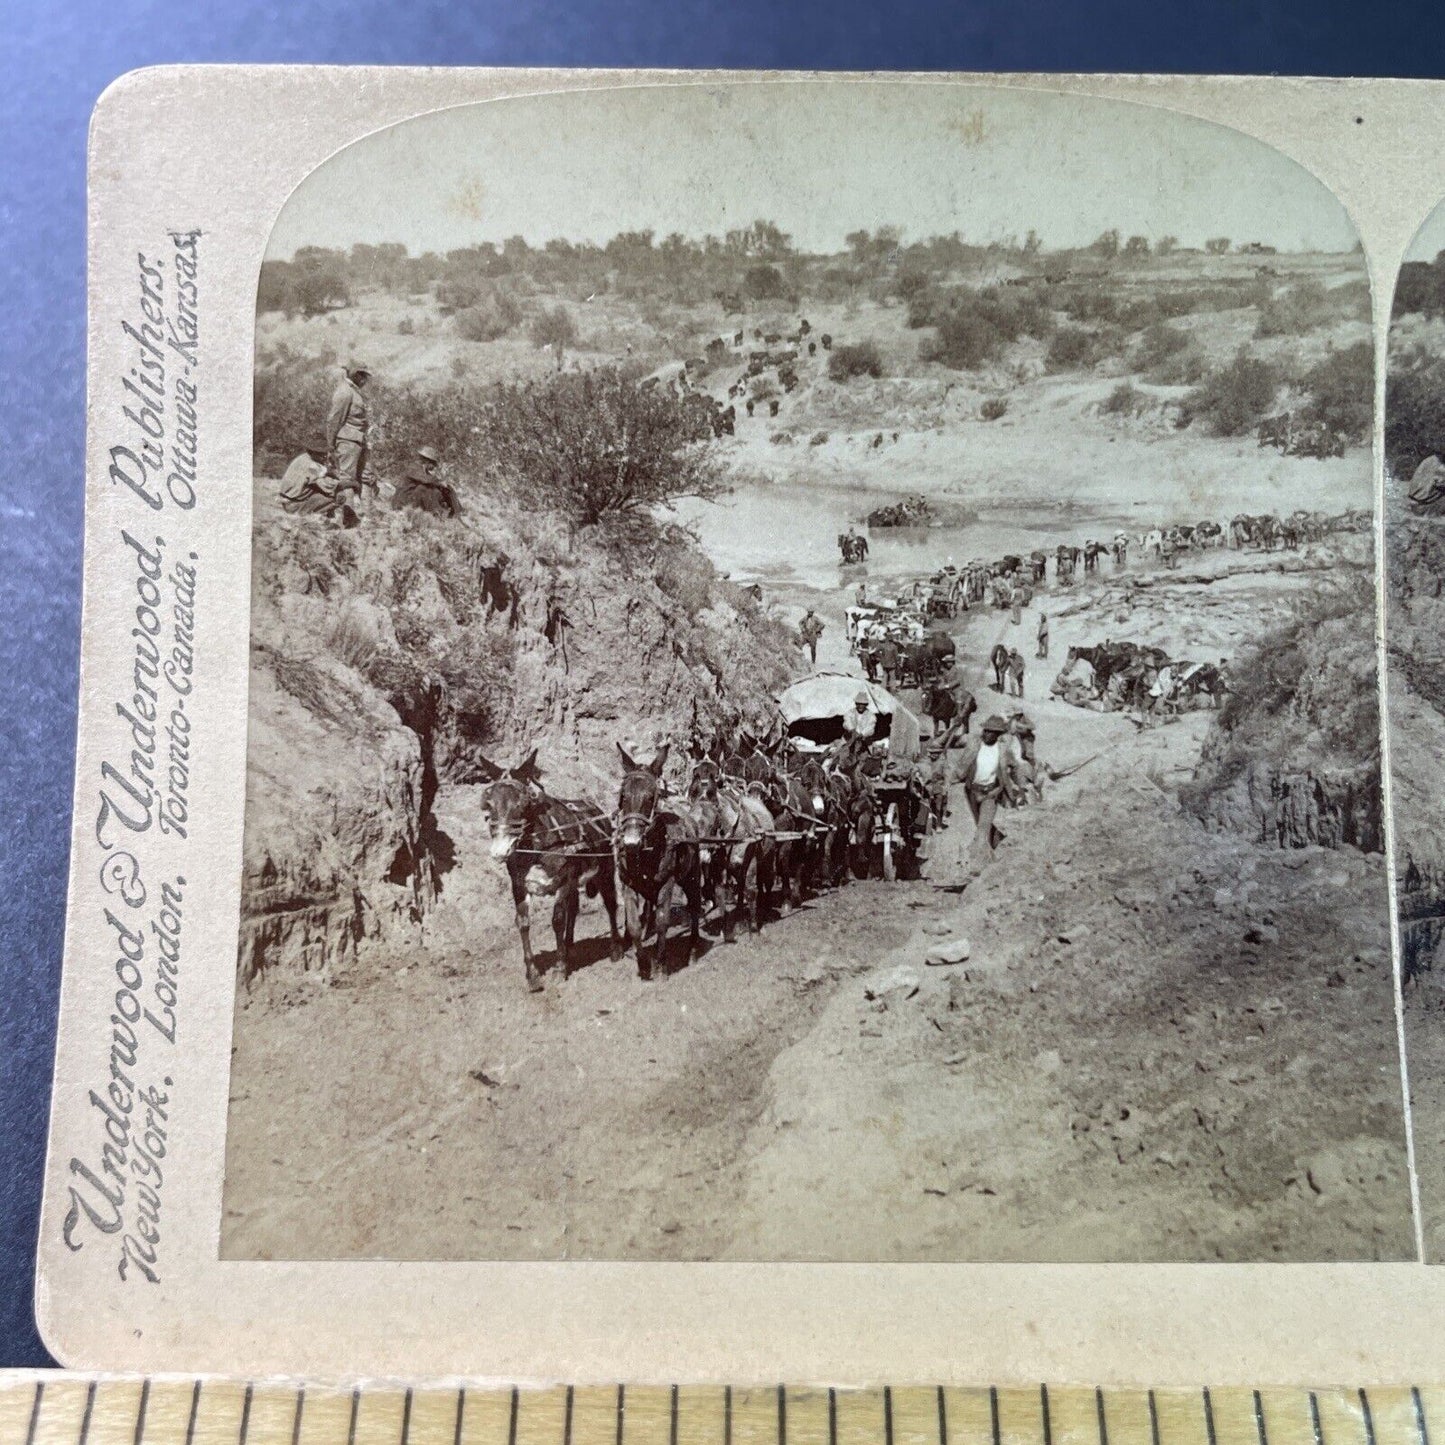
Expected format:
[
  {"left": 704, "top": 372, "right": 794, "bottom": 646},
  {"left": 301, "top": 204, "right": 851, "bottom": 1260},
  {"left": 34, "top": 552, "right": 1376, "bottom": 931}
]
[{"left": 327, "top": 362, "right": 372, "bottom": 506}]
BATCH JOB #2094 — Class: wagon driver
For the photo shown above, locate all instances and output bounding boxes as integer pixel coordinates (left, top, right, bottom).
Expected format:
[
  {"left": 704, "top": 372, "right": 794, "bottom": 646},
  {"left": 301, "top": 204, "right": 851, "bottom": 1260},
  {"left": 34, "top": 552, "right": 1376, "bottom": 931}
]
[{"left": 843, "top": 689, "right": 879, "bottom": 745}]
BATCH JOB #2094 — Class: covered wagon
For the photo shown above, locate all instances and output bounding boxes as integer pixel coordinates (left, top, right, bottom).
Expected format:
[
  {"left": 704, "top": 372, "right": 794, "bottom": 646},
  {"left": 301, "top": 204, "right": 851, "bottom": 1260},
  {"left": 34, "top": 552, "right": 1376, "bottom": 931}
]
[
  {"left": 777, "top": 673, "right": 928, "bottom": 878},
  {"left": 777, "top": 673, "right": 922, "bottom": 757}
]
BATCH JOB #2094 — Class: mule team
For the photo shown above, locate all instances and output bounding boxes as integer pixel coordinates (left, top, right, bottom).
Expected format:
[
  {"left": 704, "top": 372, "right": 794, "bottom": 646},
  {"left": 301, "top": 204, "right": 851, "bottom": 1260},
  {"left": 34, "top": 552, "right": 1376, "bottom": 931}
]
[{"left": 478, "top": 732, "right": 918, "bottom": 994}]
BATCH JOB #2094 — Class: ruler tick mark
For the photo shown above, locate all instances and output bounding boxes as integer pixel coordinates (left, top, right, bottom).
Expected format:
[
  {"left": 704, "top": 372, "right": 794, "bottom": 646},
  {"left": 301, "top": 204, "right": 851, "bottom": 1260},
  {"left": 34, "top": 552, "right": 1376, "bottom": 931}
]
[
  {"left": 885, "top": 1387, "right": 894, "bottom": 1445},
  {"left": 1204, "top": 1389, "right": 1218, "bottom": 1445},
  {"left": 349, "top": 1390, "right": 361, "bottom": 1445},
  {"left": 184, "top": 1382, "right": 201, "bottom": 1445},
  {"left": 1253, "top": 1391, "right": 1268, "bottom": 1445},
  {"left": 402, "top": 1390, "right": 414, "bottom": 1445},
  {"left": 669, "top": 1386, "right": 677, "bottom": 1445},
  {"left": 615, "top": 1385, "right": 624, "bottom": 1445},
  {"left": 829, "top": 1389, "right": 838, "bottom": 1445},
  {"left": 779, "top": 1386, "right": 787, "bottom": 1445},
  {"left": 1360, "top": 1390, "right": 1377, "bottom": 1445},
  {"left": 135, "top": 1380, "right": 151, "bottom": 1445},
  {"left": 990, "top": 1388, "right": 1001, "bottom": 1445},
  {"left": 240, "top": 1386, "right": 254, "bottom": 1445},
  {"left": 23, "top": 1381, "right": 42, "bottom": 1445},
  {"left": 1415, "top": 1388, "right": 1430, "bottom": 1445},
  {"left": 937, "top": 1389, "right": 948, "bottom": 1445},
  {"left": 565, "top": 1387, "right": 574, "bottom": 1445},
  {"left": 1148, "top": 1391, "right": 1160, "bottom": 1445},
  {"left": 291, "top": 1390, "right": 305, "bottom": 1445},
  {"left": 1093, "top": 1387, "right": 1105, "bottom": 1445},
  {"left": 508, "top": 1389, "right": 519, "bottom": 1445},
  {"left": 454, "top": 1390, "right": 466, "bottom": 1445},
  {"left": 725, "top": 1387, "right": 732, "bottom": 1445},
  {"left": 1309, "top": 1394, "right": 1323, "bottom": 1445},
  {"left": 78, "top": 1382, "right": 97, "bottom": 1445}
]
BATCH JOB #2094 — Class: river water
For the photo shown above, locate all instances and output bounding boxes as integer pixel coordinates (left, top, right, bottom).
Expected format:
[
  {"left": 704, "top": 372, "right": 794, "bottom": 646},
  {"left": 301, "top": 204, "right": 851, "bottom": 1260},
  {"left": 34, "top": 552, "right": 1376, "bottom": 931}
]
[{"left": 676, "top": 481, "right": 1143, "bottom": 593}]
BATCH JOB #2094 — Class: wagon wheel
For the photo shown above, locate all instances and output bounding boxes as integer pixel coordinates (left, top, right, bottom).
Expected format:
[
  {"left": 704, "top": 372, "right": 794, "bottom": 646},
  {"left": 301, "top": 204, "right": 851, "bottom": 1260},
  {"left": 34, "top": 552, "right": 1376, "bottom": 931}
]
[{"left": 882, "top": 802, "right": 900, "bottom": 882}]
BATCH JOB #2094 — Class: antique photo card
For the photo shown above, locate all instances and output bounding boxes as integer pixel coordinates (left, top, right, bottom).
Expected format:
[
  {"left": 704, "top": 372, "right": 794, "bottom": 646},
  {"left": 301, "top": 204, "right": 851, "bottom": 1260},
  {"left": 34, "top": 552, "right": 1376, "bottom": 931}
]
[
  {"left": 225, "top": 82, "right": 1401, "bottom": 1267},
  {"left": 35, "top": 67, "right": 1445, "bottom": 1382}
]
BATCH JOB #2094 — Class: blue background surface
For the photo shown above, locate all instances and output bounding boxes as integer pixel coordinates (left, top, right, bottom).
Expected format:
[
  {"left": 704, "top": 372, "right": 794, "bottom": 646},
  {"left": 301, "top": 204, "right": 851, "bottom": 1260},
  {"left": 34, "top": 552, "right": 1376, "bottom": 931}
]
[{"left": 2, "top": 0, "right": 1443, "bottom": 1372}]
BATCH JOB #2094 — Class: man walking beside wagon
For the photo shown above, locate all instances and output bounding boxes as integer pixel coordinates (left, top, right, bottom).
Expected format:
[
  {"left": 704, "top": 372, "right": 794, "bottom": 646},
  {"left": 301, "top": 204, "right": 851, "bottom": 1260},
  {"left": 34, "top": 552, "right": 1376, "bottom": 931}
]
[{"left": 947, "top": 714, "right": 1025, "bottom": 876}]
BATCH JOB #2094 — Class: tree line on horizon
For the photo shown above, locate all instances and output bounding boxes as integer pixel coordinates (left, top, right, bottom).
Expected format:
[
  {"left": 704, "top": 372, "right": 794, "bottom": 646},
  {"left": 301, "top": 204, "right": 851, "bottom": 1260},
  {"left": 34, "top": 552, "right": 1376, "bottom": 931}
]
[{"left": 257, "top": 221, "right": 1337, "bottom": 321}]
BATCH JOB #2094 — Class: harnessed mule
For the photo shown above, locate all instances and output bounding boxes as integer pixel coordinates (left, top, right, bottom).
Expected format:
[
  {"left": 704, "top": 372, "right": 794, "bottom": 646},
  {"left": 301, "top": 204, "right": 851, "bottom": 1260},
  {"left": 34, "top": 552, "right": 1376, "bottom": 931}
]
[
  {"left": 615, "top": 745, "right": 704, "bottom": 979},
  {"left": 792, "top": 754, "right": 853, "bottom": 890},
  {"left": 688, "top": 758, "right": 776, "bottom": 939},
  {"left": 479, "top": 750, "right": 622, "bottom": 993}
]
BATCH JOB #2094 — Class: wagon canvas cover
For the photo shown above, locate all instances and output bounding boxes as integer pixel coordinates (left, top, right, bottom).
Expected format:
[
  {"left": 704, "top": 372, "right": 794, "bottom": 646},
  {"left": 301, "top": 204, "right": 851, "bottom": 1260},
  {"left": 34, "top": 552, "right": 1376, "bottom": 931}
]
[{"left": 778, "top": 672, "right": 923, "bottom": 759}]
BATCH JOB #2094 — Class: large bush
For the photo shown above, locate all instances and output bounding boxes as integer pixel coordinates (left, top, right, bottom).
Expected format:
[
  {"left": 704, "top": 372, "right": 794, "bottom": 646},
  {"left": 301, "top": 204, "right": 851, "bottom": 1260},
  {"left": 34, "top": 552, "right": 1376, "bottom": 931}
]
[
  {"left": 745, "top": 264, "right": 786, "bottom": 300},
  {"left": 828, "top": 340, "right": 885, "bottom": 381},
  {"left": 920, "top": 286, "right": 1053, "bottom": 370},
  {"left": 1254, "top": 280, "right": 1331, "bottom": 338},
  {"left": 1297, "top": 341, "right": 1373, "bottom": 445},
  {"left": 474, "top": 366, "right": 725, "bottom": 528},
  {"left": 1045, "top": 325, "right": 1119, "bottom": 373},
  {"left": 1133, "top": 322, "right": 1188, "bottom": 371},
  {"left": 529, "top": 304, "right": 578, "bottom": 365},
  {"left": 256, "top": 251, "right": 352, "bottom": 319},
  {"left": 1180, "top": 349, "right": 1279, "bottom": 436},
  {"left": 453, "top": 288, "right": 523, "bottom": 342},
  {"left": 1143, "top": 345, "right": 1207, "bottom": 387}
]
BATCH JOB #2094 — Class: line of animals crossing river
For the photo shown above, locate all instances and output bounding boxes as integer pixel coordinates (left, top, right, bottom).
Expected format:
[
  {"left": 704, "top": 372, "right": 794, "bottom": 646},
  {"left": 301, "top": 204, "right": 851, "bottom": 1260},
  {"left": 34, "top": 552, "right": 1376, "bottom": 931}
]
[{"left": 474, "top": 504, "right": 1369, "bottom": 994}]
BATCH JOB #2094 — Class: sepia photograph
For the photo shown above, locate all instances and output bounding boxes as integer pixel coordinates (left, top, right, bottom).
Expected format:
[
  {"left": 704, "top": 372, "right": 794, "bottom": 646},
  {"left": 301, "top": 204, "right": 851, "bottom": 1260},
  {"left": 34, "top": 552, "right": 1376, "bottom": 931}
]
[
  {"left": 219, "top": 82, "right": 1409, "bottom": 1265},
  {"left": 1385, "top": 200, "right": 1445, "bottom": 1262}
]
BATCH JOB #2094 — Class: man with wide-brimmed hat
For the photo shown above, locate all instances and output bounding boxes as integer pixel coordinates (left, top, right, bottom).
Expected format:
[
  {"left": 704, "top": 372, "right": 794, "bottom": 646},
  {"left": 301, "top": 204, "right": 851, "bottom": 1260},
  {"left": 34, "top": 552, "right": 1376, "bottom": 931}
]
[
  {"left": 392, "top": 444, "right": 461, "bottom": 518},
  {"left": 326, "top": 361, "right": 372, "bottom": 501},
  {"left": 946, "top": 713, "right": 1023, "bottom": 873}
]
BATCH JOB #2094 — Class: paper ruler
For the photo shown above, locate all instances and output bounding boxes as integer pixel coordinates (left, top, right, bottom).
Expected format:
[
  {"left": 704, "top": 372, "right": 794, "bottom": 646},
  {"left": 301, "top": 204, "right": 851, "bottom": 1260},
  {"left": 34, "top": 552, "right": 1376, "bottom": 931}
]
[{"left": 0, "top": 1382, "right": 1439, "bottom": 1445}]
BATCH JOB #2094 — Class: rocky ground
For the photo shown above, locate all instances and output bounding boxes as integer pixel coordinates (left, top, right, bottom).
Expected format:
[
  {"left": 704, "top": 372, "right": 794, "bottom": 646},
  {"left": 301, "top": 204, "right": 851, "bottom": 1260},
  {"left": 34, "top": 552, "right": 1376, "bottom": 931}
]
[{"left": 222, "top": 542, "right": 1413, "bottom": 1263}]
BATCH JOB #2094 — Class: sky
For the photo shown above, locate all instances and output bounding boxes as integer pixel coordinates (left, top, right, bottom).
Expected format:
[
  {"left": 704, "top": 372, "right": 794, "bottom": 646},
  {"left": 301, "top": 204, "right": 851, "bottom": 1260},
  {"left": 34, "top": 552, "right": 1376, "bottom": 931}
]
[{"left": 267, "top": 81, "right": 1360, "bottom": 261}]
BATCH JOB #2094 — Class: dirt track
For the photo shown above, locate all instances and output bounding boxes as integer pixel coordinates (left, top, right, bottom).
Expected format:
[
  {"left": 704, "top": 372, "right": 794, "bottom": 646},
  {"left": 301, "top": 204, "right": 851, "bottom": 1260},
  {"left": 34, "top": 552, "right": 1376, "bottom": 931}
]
[{"left": 222, "top": 550, "right": 1414, "bottom": 1263}]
